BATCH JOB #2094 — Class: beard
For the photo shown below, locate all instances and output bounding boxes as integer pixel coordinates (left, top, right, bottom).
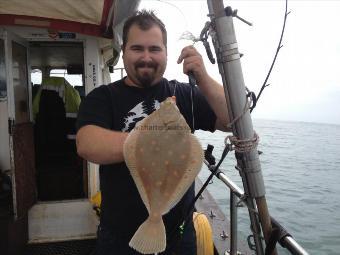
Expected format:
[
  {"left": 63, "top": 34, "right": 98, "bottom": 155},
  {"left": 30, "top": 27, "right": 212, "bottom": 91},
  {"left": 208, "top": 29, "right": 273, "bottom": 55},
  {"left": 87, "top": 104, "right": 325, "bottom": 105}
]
[{"left": 134, "top": 60, "right": 158, "bottom": 88}]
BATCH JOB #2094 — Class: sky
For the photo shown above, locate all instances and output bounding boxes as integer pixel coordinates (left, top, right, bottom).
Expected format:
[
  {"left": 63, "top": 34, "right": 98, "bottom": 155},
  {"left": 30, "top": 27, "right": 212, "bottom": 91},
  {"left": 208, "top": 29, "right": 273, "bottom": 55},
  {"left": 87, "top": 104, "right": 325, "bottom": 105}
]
[{"left": 123, "top": 0, "right": 340, "bottom": 125}]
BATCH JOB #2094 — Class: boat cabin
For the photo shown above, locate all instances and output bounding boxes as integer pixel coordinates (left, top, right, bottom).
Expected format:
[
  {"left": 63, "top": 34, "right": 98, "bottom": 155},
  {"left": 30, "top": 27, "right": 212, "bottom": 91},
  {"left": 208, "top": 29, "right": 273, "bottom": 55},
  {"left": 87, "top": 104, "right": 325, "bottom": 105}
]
[{"left": 0, "top": 1, "right": 139, "bottom": 254}]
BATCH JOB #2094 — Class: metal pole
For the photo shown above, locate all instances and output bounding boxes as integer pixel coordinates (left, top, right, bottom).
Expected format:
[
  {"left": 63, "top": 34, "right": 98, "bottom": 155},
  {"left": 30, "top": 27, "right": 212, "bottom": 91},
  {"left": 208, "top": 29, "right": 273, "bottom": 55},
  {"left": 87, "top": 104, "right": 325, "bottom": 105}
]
[
  {"left": 206, "top": 1, "right": 276, "bottom": 254},
  {"left": 283, "top": 237, "right": 309, "bottom": 255},
  {"left": 230, "top": 191, "right": 238, "bottom": 255}
]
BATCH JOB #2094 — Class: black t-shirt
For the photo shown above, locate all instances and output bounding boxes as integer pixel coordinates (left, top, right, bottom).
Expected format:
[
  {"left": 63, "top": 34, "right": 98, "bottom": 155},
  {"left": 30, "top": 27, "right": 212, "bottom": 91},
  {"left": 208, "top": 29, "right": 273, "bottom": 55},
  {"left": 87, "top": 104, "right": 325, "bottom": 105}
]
[{"left": 76, "top": 78, "right": 216, "bottom": 243}]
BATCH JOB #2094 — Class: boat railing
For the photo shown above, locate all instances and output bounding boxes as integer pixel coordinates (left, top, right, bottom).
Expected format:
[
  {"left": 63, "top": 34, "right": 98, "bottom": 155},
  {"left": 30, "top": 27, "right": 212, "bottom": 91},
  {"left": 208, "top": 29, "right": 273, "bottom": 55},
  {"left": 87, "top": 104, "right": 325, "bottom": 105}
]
[{"left": 203, "top": 159, "right": 309, "bottom": 255}]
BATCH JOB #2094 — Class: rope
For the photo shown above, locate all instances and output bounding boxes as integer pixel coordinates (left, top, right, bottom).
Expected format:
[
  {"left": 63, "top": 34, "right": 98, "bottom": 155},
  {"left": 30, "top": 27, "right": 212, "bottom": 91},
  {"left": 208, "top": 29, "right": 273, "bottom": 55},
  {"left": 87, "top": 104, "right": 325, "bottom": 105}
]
[{"left": 226, "top": 132, "right": 259, "bottom": 153}]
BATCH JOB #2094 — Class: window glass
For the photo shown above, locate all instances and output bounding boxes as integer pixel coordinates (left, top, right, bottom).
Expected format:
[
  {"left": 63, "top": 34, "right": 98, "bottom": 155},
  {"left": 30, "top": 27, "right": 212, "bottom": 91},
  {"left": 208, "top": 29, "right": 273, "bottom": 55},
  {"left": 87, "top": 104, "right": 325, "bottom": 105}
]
[
  {"left": 50, "top": 69, "right": 83, "bottom": 86},
  {"left": 31, "top": 69, "right": 42, "bottom": 84},
  {"left": 110, "top": 66, "right": 126, "bottom": 82}
]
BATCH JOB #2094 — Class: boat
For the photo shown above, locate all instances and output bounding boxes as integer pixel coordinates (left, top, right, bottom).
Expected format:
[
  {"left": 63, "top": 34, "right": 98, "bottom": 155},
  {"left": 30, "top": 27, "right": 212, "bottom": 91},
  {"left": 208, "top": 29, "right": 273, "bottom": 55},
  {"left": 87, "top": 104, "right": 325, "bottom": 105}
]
[{"left": 0, "top": 0, "right": 308, "bottom": 254}]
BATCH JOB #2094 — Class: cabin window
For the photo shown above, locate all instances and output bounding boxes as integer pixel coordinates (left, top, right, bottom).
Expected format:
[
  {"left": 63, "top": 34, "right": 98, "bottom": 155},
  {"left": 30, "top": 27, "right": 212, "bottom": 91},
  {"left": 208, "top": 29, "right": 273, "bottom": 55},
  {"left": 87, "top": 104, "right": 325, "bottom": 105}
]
[
  {"left": 50, "top": 69, "right": 83, "bottom": 87},
  {"left": 0, "top": 39, "right": 6, "bottom": 99},
  {"left": 31, "top": 69, "right": 42, "bottom": 84},
  {"left": 31, "top": 69, "right": 42, "bottom": 100}
]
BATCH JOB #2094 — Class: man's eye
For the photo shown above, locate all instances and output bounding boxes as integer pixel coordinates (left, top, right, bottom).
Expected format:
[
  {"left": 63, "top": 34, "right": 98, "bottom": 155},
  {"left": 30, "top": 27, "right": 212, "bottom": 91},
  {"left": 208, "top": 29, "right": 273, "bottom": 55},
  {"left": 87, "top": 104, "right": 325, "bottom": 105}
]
[
  {"left": 131, "top": 46, "right": 143, "bottom": 51},
  {"left": 150, "top": 47, "right": 161, "bottom": 52}
]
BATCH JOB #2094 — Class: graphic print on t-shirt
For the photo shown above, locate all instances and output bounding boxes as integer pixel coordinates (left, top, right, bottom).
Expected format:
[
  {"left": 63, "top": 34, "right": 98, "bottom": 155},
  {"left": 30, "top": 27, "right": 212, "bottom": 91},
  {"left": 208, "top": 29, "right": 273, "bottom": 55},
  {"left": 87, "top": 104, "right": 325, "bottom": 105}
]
[{"left": 122, "top": 99, "right": 161, "bottom": 132}]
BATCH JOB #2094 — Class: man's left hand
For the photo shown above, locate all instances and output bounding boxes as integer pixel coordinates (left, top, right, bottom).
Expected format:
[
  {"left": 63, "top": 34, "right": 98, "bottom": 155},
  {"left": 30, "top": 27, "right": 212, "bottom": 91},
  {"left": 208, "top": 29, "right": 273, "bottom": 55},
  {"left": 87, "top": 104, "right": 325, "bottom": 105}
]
[{"left": 177, "top": 46, "right": 209, "bottom": 86}]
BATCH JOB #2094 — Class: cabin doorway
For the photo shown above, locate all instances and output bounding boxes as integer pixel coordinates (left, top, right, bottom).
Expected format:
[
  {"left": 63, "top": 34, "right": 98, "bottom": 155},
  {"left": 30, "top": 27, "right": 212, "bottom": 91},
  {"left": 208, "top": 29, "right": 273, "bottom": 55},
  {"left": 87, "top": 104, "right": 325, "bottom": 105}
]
[
  {"left": 28, "top": 40, "right": 98, "bottom": 243},
  {"left": 30, "top": 41, "right": 87, "bottom": 202},
  {"left": 1, "top": 29, "right": 97, "bottom": 245}
]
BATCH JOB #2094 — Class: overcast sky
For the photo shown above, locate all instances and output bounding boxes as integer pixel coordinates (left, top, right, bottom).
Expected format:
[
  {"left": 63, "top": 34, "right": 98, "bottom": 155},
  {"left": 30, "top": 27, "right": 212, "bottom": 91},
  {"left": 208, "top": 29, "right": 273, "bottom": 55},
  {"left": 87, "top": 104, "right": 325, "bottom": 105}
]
[{"left": 133, "top": 0, "right": 340, "bottom": 125}]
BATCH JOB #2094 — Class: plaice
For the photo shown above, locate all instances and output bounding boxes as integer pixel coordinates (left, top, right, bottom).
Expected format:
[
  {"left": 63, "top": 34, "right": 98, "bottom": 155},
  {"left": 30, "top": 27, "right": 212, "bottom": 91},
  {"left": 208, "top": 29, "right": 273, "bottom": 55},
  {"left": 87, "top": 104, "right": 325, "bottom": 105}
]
[{"left": 123, "top": 97, "right": 203, "bottom": 254}]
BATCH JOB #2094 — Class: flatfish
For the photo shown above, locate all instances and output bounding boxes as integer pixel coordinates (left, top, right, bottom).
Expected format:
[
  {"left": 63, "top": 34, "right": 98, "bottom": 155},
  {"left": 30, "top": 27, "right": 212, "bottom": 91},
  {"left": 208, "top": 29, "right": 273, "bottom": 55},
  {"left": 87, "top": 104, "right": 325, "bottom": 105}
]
[{"left": 123, "top": 97, "right": 203, "bottom": 254}]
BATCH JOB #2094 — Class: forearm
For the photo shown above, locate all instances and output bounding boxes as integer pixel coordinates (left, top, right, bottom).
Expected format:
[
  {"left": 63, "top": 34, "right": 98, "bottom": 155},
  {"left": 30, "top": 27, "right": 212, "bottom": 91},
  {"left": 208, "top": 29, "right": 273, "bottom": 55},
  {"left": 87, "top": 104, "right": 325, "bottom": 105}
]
[
  {"left": 76, "top": 125, "right": 128, "bottom": 164},
  {"left": 197, "top": 76, "right": 231, "bottom": 131}
]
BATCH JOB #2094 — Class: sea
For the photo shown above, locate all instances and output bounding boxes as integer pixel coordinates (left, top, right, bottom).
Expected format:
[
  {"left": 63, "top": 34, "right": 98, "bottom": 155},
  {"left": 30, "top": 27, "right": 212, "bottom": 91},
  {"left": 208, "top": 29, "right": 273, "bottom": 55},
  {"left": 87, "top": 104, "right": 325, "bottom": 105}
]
[{"left": 196, "top": 119, "right": 340, "bottom": 255}]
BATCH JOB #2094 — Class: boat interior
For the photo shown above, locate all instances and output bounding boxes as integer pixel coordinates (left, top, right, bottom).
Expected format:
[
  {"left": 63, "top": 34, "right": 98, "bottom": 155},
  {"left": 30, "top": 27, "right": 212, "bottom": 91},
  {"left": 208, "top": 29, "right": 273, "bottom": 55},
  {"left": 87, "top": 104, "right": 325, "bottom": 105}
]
[{"left": 30, "top": 41, "right": 86, "bottom": 201}]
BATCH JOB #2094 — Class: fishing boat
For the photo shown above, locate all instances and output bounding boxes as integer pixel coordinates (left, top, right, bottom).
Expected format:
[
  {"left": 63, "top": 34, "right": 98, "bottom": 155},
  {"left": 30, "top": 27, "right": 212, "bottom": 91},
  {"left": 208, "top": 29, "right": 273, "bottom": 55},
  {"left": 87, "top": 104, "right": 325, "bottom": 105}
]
[{"left": 0, "top": 0, "right": 308, "bottom": 254}]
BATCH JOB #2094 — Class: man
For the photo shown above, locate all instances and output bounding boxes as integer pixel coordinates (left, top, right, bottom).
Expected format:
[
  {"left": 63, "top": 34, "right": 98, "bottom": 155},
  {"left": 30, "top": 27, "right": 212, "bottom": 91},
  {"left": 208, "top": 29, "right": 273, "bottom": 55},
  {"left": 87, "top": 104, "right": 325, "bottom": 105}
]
[{"left": 76, "top": 10, "right": 230, "bottom": 255}]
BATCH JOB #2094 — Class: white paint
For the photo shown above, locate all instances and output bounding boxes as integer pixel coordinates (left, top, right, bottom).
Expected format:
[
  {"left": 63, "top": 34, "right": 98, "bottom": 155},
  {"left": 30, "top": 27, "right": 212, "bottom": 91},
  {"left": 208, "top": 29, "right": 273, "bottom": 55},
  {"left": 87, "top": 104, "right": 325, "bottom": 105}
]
[
  {"left": 28, "top": 200, "right": 99, "bottom": 243},
  {"left": 84, "top": 38, "right": 102, "bottom": 92}
]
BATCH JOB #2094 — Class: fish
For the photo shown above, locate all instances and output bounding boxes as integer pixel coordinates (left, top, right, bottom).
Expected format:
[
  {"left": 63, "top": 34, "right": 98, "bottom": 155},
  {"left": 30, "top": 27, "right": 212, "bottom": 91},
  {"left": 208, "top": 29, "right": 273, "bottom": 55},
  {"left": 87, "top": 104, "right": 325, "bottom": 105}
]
[{"left": 123, "top": 96, "right": 203, "bottom": 254}]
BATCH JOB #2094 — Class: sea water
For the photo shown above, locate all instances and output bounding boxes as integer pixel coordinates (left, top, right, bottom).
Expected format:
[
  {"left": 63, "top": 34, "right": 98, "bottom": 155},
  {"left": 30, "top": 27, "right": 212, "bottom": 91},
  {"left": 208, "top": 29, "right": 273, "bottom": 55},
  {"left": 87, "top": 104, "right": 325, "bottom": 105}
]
[{"left": 197, "top": 119, "right": 340, "bottom": 255}]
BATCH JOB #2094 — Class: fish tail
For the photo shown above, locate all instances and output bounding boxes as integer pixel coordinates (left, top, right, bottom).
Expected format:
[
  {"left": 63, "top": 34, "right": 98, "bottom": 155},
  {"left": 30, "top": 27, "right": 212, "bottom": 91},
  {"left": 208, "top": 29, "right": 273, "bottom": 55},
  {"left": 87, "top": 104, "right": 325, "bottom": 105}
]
[{"left": 129, "top": 216, "right": 166, "bottom": 254}]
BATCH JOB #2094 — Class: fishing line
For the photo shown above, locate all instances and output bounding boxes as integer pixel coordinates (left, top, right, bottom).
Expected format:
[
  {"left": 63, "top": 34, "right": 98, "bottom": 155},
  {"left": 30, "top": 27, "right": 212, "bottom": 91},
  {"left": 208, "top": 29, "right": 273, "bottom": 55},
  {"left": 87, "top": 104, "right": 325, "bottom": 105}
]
[
  {"left": 168, "top": 145, "right": 230, "bottom": 249},
  {"left": 155, "top": 0, "right": 189, "bottom": 30},
  {"left": 173, "top": 79, "right": 195, "bottom": 133},
  {"left": 188, "top": 73, "right": 196, "bottom": 132}
]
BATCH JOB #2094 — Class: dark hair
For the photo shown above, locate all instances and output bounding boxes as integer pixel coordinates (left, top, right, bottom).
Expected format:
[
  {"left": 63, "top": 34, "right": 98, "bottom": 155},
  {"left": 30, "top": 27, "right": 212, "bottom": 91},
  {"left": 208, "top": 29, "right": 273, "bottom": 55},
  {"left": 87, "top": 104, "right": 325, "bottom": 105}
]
[{"left": 122, "top": 9, "right": 167, "bottom": 50}]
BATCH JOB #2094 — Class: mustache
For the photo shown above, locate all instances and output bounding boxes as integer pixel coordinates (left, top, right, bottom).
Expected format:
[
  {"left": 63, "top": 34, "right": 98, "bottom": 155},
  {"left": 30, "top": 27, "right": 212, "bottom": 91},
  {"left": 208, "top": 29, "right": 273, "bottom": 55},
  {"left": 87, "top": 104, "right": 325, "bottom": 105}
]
[{"left": 135, "top": 60, "right": 157, "bottom": 69}]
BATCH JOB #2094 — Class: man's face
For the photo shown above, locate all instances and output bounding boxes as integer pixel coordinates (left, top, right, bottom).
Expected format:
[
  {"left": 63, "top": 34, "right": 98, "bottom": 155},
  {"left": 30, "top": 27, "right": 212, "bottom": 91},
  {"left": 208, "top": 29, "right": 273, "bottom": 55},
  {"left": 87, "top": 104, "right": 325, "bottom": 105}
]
[{"left": 122, "top": 24, "right": 167, "bottom": 88}]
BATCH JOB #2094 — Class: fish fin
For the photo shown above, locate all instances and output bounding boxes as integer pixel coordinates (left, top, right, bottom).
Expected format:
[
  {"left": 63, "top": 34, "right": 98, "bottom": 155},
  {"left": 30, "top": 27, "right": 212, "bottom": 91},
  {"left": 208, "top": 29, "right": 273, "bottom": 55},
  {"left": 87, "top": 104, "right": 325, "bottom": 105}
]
[
  {"left": 166, "top": 135, "right": 204, "bottom": 212},
  {"left": 124, "top": 129, "right": 151, "bottom": 212},
  {"left": 129, "top": 216, "right": 166, "bottom": 254}
]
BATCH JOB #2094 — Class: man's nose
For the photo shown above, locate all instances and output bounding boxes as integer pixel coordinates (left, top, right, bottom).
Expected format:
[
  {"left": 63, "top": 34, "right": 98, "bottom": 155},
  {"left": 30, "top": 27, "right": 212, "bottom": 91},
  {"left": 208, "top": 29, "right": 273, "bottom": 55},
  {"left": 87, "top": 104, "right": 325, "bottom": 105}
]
[{"left": 141, "top": 50, "right": 152, "bottom": 61}]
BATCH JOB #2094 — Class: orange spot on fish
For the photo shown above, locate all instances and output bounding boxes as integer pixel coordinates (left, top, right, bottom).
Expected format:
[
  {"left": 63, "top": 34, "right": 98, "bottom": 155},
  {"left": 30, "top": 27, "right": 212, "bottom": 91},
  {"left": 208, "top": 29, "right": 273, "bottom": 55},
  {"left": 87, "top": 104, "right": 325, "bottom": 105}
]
[
  {"left": 156, "top": 181, "right": 162, "bottom": 186},
  {"left": 173, "top": 170, "right": 179, "bottom": 177},
  {"left": 164, "top": 161, "right": 169, "bottom": 166}
]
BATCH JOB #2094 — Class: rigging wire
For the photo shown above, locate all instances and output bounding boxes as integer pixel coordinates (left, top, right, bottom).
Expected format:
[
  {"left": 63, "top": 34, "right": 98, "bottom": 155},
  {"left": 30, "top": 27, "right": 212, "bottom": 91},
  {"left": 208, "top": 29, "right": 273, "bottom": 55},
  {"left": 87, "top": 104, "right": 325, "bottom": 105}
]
[{"left": 250, "top": 0, "right": 290, "bottom": 113}]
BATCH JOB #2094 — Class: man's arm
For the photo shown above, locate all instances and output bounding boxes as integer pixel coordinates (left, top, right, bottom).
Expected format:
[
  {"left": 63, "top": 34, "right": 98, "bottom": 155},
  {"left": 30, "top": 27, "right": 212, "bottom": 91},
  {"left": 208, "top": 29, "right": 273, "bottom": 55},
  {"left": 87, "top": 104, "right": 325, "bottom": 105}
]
[
  {"left": 76, "top": 125, "right": 128, "bottom": 164},
  {"left": 177, "top": 46, "right": 231, "bottom": 132}
]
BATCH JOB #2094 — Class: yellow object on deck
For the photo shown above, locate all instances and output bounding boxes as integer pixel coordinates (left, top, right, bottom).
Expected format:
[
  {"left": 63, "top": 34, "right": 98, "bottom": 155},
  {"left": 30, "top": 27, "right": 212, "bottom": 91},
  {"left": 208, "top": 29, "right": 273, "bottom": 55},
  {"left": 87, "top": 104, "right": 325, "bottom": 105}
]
[
  {"left": 193, "top": 212, "right": 214, "bottom": 255},
  {"left": 90, "top": 191, "right": 102, "bottom": 216}
]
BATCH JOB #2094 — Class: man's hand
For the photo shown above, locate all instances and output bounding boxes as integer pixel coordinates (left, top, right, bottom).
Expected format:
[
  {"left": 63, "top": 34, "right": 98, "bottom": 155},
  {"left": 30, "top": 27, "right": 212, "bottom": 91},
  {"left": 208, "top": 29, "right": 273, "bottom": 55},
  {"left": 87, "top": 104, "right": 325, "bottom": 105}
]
[
  {"left": 177, "top": 45, "right": 231, "bottom": 132},
  {"left": 177, "top": 45, "right": 210, "bottom": 86}
]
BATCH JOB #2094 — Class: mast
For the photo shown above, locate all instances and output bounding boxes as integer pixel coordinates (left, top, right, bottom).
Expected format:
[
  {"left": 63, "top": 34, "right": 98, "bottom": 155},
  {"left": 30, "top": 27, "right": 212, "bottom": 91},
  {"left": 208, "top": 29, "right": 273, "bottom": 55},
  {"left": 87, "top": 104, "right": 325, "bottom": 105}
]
[{"left": 206, "top": 1, "right": 276, "bottom": 254}]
